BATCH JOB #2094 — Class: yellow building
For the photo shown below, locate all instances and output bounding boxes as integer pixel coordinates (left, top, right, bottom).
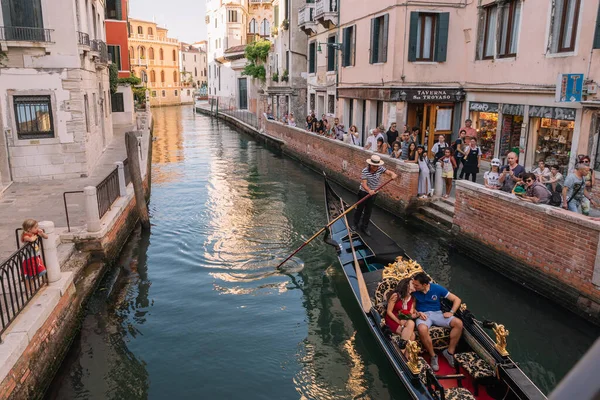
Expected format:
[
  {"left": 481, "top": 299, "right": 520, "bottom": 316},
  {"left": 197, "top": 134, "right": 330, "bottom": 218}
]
[{"left": 128, "top": 18, "right": 181, "bottom": 107}]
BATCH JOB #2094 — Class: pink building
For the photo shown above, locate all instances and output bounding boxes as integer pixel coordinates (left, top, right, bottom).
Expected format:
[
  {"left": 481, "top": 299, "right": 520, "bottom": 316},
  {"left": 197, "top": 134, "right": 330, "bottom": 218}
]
[{"left": 301, "top": 0, "right": 600, "bottom": 173}]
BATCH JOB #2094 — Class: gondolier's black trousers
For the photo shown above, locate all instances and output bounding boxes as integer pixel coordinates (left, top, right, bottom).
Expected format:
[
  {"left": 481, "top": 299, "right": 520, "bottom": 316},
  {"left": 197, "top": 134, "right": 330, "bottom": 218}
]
[{"left": 353, "top": 190, "right": 377, "bottom": 230}]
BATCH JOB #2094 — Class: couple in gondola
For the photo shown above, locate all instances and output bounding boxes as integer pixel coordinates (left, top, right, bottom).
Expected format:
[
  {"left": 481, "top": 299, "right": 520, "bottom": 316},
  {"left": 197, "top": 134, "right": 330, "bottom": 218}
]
[{"left": 384, "top": 272, "right": 464, "bottom": 372}]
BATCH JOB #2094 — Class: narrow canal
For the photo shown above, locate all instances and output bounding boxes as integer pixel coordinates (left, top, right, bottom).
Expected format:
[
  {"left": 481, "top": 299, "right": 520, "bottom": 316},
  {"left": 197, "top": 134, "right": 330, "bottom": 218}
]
[{"left": 46, "top": 106, "right": 599, "bottom": 399}]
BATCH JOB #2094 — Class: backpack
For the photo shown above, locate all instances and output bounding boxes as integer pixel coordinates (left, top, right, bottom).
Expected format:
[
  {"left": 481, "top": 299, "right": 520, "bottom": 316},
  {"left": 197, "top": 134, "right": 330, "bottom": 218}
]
[{"left": 549, "top": 190, "right": 562, "bottom": 207}]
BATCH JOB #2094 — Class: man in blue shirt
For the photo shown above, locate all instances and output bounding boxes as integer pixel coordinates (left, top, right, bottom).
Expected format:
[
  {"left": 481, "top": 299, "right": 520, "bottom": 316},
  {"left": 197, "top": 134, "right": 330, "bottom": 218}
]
[{"left": 412, "top": 272, "right": 463, "bottom": 372}]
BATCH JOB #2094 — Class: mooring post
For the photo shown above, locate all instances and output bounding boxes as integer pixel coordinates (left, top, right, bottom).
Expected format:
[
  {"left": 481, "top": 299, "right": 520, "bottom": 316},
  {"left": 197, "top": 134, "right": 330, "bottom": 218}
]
[
  {"left": 126, "top": 131, "right": 151, "bottom": 230},
  {"left": 84, "top": 186, "right": 101, "bottom": 233},
  {"left": 434, "top": 161, "right": 443, "bottom": 197},
  {"left": 38, "top": 221, "right": 61, "bottom": 283},
  {"left": 115, "top": 161, "right": 127, "bottom": 197}
]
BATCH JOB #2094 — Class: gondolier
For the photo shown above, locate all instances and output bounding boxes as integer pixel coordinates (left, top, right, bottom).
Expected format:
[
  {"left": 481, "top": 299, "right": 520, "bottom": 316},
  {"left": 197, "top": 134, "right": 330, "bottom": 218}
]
[{"left": 352, "top": 155, "right": 397, "bottom": 236}]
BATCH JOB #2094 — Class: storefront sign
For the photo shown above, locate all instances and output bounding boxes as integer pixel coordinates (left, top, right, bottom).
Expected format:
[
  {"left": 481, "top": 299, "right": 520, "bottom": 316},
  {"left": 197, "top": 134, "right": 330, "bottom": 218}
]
[
  {"left": 469, "top": 102, "right": 498, "bottom": 113},
  {"left": 501, "top": 104, "right": 525, "bottom": 116},
  {"left": 529, "top": 105, "right": 576, "bottom": 121},
  {"left": 556, "top": 73, "right": 584, "bottom": 102},
  {"left": 391, "top": 89, "right": 458, "bottom": 103}
]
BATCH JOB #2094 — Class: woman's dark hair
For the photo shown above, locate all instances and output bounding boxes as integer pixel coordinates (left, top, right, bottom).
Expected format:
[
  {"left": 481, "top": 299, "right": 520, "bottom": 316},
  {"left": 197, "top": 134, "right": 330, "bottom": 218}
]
[
  {"left": 408, "top": 142, "right": 416, "bottom": 152},
  {"left": 413, "top": 272, "right": 431, "bottom": 285},
  {"left": 393, "top": 141, "right": 400, "bottom": 148},
  {"left": 459, "top": 129, "right": 467, "bottom": 135},
  {"left": 522, "top": 172, "right": 536, "bottom": 182},
  {"left": 444, "top": 147, "right": 453, "bottom": 155},
  {"left": 388, "top": 278, "right": 412, "bottom": 301},
  {"left": 377, "top": 137, "right": 384, "bottom": 143},
  {"left": 417, "top": 145, "right": 426, "bottom": 161},
  {"left": 550, "top": 165, "right": 559, "bottom": 170}
]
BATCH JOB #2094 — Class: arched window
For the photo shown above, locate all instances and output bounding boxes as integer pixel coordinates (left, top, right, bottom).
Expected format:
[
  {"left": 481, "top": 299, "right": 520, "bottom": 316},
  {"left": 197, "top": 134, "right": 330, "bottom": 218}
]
[
  {"left": 137, "top": 26, "right": 143, "bottom": 34},
  {"left": 149, "top": 47, "right": 155, "bottom": 60},
  {"left": 129, "top": 46, "right": 134, "bottom": 59},
  {"left": 159, "top": 48, "right": 164, "bottom": 60},
  {"left": 160, "top": 70, "right": 165, "bottom": 82},
  {"left": 148, "top": 27, "right": 153, "bottom": 36},
  {"left": 260, "top": 19, "right": 270, "bottom": 36},
  {"left": 173, "top": 71, "right": 178, "bottom": 82},
  {"left": 139, "top": 46, "right": 145, "bottom": 58},
  {"left": 194, "top": 67, "right": 197, "bottom": 77},
  {"left": 249, "top": 18, "right": 257, "bottom": 34},
  {"left": 140, "top": 70, "right": 147, "bottom": 83},
  {"left": 150, "top": 70, "right": 156, "bottom": 83},
  {"left": 172, "top": 49, "right": 176, "bottom": 61}
]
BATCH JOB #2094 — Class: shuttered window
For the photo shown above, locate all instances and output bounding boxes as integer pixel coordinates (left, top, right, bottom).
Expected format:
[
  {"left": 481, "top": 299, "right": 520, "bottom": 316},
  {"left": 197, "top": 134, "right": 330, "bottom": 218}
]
[
  {"left": 327, "top": 35, "right": 336, "bottom": 72},
  {"left": 108, "top": 45, "right": 121, "bottom": 70},
  {"left": 408, "top": 12, "right": 449, "bottom": 62},
  {"left": 370, "top": 14, "right": 389, "bottom": 64},
  {"left": 111, "top": 93, "right": 124, "bottom": 112},
  {"left": 342, "top": 25, "right": 356, "bottom": 67},
  {"left": 309, "top": 41, "right": 316, "bottom": 74}
]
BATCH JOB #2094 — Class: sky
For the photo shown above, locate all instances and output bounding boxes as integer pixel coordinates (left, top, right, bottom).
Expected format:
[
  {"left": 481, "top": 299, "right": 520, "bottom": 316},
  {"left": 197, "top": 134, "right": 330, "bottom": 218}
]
[{"left": 129, "top": 0, "right": 207, "bottom": 44}]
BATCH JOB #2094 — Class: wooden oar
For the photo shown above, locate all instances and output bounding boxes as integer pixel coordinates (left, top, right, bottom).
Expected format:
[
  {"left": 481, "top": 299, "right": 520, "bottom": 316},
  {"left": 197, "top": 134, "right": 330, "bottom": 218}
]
[
  {"left": 341, "top": 200, "right": 373, "bottom": 313},
  {"left": 276, "top": 178, "right": 394, "bottom": 270}
]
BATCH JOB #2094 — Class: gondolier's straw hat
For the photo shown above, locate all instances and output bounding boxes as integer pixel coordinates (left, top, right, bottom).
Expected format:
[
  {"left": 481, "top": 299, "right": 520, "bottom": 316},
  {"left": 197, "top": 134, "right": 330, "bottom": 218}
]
[{"left": 366, "top": 154, "right": 385, "bottom": 166}]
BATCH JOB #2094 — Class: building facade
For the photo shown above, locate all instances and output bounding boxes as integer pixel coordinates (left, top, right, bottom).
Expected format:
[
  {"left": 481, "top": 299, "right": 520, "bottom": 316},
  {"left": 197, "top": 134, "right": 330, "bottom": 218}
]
[
  {"left": 0, "top": 0, "right": 113, "bottom": 183},
  {"left": 128, "top": 18, "right": 181, "bottom": 107},
  {"left": 206, "top": 0, "right": 272, "bottom": 112},
  {"left": 105, "top": 0, "right": 130, "bottom": 78},
  {"left": 180, "top": 43, "right": 208, "bottom": 89}
]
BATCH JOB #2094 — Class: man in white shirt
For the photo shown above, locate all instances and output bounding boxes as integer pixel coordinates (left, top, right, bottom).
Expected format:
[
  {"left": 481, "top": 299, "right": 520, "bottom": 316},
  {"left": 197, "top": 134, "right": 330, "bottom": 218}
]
[{"left": 364, "top": 128, "right": 384, "bottom": 151}]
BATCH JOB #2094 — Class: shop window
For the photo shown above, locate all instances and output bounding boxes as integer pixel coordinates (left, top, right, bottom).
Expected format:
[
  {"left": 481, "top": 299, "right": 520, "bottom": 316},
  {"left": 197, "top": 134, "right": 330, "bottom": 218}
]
[
  {"left": 408, "top": 12, "right": 449, "bottom": 62},
  {"left": 370, "top": 14, "right": 389, "bottom": 64},
  {"left": 308, "top": 41, "right": 316, "bottom": 74},
  {"left": 328, "top": 95, "right": 335, "bottom": 115},
  {"left": 108, "top": 45, "right": 121, "bottom": 69},
  {"left": 499, "top": 114, "right": 522, "bottom": 160},
  {"left": 327, "top": 35, "right": 336, "bottom": 72},
  {"left": 549, "top": 0, "right": 581, "bottom": 53},
  {"left": 13, "top": 95, "right": 54, "bottom": 139},
  {"left": 536, "top": 118, "right": 574, "bottom": 175},
  {"left": 477, "top": 112, "right": 499, "bottom": 160},
  {"left": 111, "top": 92, "right": 124, "bottom": 112}
]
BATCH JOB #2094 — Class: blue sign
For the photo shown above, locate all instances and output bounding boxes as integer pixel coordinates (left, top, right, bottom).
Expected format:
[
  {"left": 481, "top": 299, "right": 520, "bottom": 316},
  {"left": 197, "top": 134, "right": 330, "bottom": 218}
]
[{"left": 556, "top": 73, "right": 584, "bottom": 102}]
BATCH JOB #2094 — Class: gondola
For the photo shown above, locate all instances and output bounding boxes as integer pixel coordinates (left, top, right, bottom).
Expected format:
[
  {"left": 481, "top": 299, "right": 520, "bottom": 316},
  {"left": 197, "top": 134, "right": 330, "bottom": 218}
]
[{"left": 322, "top": 176, "right": 547, "bottom": 400}]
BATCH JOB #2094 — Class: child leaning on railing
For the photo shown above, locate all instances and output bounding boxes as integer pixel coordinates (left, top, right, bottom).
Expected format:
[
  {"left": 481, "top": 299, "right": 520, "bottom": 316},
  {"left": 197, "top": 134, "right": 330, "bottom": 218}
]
[{"left": 20, "top": 219, "right": 48, "bottom": 279}]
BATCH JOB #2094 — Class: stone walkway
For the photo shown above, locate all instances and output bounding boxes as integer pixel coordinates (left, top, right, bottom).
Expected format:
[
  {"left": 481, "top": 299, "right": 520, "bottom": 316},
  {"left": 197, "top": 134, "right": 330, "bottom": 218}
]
[{"left": 0, "top": 124, "right": 134, "bottom": 261}]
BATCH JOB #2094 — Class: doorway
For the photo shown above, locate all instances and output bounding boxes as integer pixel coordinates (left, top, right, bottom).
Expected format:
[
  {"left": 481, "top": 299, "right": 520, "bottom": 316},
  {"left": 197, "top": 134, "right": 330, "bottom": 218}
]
[
  {"left": 408, "top": 103, "right": 454, "bottom": 156},
  {"left": 238, "top": 78, "right": 247, "bottom": 110}
]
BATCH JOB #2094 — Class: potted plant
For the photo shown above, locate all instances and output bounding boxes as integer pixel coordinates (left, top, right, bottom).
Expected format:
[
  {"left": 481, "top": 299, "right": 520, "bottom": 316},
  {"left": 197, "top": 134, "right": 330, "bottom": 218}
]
[
  {"left": 281, "top": 19, "right": 289, "bottom": 31},
  {"left": 282, "top": 69, "right": 289, "bottom": 82},
  {"left": 272, "top": 72, "right": 279, "bottom": 82}
]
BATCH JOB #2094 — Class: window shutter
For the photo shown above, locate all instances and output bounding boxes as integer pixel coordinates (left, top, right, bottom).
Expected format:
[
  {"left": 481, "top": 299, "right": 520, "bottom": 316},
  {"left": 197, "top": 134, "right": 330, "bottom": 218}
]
[
  {"left": 408, "top": 12, "right": 419, "bottom": 62},
  {"left": 342, "top": 27, "right": 349, "bottom": 67},
  {"left": 435, "top": 12, "right": 449, "bottom": 62},
  {"left": 594, "top": 3, "right": 600, "bottom": 48},
  {"left": 116, "top": 0, "right": 122, "bottom": 20},
  {"left": 382, "top": 14, "right": 389, "bottom": 63},
  {"left": 351, "top": 25, "right": 356, "bottom": 66},
  {"left": 370, "top": 18, "right": 376, "bottom": 64}
]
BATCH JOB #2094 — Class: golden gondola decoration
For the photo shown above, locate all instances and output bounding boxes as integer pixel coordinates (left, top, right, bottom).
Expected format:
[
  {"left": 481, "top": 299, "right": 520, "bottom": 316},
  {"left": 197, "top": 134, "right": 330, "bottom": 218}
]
[
  {"left": 460, "top": 303, "right": 467, "bottom": 313},
  {"left": 492, "top": 323, "right": 510, "bottom": 356},
  {"left": 405, "top": 340, "right": 421, "bottom": 375},
  {"left": 383, "top": 256, "right": 425, "bottom": 281}
]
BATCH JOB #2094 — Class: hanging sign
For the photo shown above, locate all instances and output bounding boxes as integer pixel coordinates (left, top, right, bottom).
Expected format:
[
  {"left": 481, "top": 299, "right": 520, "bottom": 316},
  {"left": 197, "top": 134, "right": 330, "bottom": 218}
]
[{"left": 556, "top": 73, "right": 584, "bottom": 102}]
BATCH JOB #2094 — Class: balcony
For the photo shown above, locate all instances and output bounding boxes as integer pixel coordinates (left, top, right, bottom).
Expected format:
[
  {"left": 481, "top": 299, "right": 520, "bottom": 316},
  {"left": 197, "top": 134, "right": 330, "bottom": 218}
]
[
  {"left": 0, "top": 26, "right": 53, "bottom": 44},
  {"left": 77, "top": 31, "right": 90, "bottom": 47},
  {"left": 315, "top": 0, "right": 337, "bottom": 27},
  {"left": 298, "top": 4, "right": 317, "bottom": 35},
  {"left": 129, "top": 33, "right": 179, "bottom": 44},
  {"left": 131, "top": 58, "right": 148, "bottom": 66},
  {"left": 91, "top": 39, "right": 109, "bottom": 65}
]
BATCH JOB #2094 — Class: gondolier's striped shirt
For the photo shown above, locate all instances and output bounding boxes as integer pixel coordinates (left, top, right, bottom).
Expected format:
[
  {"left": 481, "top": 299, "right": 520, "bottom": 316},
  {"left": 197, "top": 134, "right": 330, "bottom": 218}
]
[{"left": 360, "top": 166, "right": 387, "bottom": 191}]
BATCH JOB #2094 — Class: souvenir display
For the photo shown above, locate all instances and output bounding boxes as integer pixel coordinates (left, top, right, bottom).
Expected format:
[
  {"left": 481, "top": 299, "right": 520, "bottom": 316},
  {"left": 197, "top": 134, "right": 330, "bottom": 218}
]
[
  {"left": 476, "top": 112, "right": 498, "bottom": 160},
  {"left": 535, "top": 118, "right": 573, "bottom": 175}
]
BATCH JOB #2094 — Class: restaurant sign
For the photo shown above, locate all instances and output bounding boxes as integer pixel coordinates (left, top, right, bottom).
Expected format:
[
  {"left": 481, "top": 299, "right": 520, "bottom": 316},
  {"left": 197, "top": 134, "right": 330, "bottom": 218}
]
[
  {"left": 391, "top": 89, "right": 458, "bottom": 103},
  {"left": 469, "top": 102, "right": 499, "bottom": 113}
]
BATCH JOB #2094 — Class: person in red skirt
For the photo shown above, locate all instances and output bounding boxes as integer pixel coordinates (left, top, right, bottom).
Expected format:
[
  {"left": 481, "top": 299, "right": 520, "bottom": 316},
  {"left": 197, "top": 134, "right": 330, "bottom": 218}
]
[
  {"left": 385, "top": 278, "right": 417, "bottom": 343},
  {"left": 21, "top": 219, "right": 48, "bottom": 280}
]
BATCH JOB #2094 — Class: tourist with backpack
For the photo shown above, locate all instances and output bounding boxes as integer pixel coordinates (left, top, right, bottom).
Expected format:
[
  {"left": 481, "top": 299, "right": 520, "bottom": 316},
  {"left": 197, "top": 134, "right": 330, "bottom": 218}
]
[
  {"left": 562, "top": 161, "right": 597, "bottom": 214},
  {"left": 518, "top": 173, "right": 551, "bottom": 204}
]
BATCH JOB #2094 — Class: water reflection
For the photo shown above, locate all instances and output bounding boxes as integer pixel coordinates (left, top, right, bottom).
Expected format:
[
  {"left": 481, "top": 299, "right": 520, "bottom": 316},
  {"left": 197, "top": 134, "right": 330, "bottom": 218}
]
[{"left": 151, "top": 107, "right": 185, "bottom": 184}]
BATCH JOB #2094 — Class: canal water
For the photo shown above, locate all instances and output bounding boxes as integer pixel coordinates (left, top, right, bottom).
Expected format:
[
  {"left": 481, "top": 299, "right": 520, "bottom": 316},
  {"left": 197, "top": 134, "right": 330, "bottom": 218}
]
[{"left": 46, "top": 106, "right": 599, "bottom": 399}]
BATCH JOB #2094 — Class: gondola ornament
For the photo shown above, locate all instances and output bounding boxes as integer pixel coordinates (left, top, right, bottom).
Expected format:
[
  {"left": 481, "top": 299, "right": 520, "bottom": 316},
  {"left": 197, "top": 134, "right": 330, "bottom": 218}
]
[
  {"left": 405, "top": 340, "right": 421, "bottom": 375},
  {"left": 492, "top": 323, "right": 510, "bottom": 356},
  {"left": 460, "top": 303, "right": 467, "bottom": 313}
]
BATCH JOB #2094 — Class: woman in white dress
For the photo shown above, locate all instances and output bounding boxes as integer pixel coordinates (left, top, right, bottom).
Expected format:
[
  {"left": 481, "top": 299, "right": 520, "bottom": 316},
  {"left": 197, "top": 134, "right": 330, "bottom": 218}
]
[{"left": 416, "top": 145, "right": 431, "bottom": 198}]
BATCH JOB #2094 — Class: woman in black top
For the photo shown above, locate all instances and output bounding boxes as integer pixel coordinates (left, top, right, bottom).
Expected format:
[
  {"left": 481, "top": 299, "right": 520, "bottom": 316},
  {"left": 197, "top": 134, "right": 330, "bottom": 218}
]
[{"left": 458, "top": 138, "right": 481, "bottom": 182}]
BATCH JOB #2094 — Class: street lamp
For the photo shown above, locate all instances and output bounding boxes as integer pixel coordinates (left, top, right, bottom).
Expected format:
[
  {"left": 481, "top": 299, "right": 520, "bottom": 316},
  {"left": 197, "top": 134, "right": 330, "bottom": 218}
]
[{"left": 317, "top": 41, "right": 343, "bottom": 53}]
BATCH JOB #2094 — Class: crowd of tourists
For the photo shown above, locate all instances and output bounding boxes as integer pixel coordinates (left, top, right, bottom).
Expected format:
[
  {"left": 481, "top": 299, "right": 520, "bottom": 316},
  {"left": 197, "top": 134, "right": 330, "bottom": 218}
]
[{"left": 283, "top": 111, "right": 597, "bottom": 215}]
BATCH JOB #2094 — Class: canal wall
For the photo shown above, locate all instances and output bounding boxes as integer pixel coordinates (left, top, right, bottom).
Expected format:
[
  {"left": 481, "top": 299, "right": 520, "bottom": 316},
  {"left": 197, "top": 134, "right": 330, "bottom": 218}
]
[
  {"left": 0, "top": 112, "right": 154, "bottom": 399},
  {"left": 453, "top": 181, "right": 600, "bottom": 325}
]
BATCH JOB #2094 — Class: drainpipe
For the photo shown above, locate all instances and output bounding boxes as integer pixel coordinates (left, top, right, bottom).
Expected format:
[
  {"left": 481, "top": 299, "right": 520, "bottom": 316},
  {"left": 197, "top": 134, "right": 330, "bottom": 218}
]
[{"left": 336, "top": 0, "right": 341, "bottom": 103}]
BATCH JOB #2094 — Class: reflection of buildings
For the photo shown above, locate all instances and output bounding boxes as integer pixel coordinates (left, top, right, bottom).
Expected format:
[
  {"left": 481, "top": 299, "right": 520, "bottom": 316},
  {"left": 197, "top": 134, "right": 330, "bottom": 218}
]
[{"left": 151, "top": 108, "right": 185, "bottom": 184}]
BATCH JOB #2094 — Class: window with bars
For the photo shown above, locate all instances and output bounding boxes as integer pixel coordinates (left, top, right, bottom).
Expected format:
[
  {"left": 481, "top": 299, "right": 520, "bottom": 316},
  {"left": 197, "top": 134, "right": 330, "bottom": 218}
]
[
  {"left": 111, "top": 92, "right": 124, "bottom": 112},
  {"left": 549, "top": 0, "right": 581, "bottom": 53},
  {"left": 13, "top": 95, "right": 54, "bottom": 139},
  {"left": 408, "top": 12, "right": 449, "bottom": 62}
]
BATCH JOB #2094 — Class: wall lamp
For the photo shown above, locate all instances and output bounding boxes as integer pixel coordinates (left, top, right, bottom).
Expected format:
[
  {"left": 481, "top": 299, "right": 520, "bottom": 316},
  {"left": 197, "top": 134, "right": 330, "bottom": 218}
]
[
  {"left": 454, "top": 90, "right": 466, "bottom": 101},
  {"left": 398, "top": 91, "right": 407, "bottom": 101},
  {"left": 317, "top": 42, "right": 343, "bottom": 52}
]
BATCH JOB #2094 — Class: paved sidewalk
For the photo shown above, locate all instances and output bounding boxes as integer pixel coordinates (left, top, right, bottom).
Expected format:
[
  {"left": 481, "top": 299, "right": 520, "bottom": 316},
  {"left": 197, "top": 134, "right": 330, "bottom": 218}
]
[{"left": 0, "top": 124, "right": 134, "bottom": 261}]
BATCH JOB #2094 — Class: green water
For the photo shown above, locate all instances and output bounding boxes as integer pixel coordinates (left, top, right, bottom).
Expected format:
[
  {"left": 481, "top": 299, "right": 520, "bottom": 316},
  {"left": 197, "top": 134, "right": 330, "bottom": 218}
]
[{"left": 46, "top": 106, "right": 599, "bottom": 399}]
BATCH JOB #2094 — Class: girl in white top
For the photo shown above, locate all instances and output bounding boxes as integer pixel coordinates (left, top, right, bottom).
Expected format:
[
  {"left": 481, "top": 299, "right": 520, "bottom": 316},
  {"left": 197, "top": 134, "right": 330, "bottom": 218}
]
[{"left": 484, "top": 158, "right": 502, "bottom": 189}]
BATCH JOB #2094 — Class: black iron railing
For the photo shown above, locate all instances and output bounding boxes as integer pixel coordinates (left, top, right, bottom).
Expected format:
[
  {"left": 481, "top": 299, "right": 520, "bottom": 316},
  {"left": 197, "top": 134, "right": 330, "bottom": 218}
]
[
  {"left": 0, "top": 234, "right": 47, "bottom": 337},
  {"left": 63, "top": 191, "right": 84, "bottom": 232},
  {"left": 123, "top": 158, "right": 132, "bottom": 186},
  {"left": 77, "top": 31, "right": 90, "bottom": 46},
  {"left": 0, "top": 26, "right": 53, "bottom": 42},
  {"left": 91, "top": 39, "right": 109, "bottom": 64},
  {"left": 97, "top": 167, "right": 120, "bottom": 219}
]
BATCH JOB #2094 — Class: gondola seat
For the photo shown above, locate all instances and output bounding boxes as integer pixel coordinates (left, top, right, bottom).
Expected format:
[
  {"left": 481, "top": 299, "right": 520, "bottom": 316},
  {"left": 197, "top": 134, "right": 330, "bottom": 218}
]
[
  {"left": 436, "top": 387, "right": 476, "bottom": 400},
  {"left": 416, "top": 326, "right": 451, "bottom": 350},
  {"left": 454, "top": 352, "right": 495, "bottom": 395}
]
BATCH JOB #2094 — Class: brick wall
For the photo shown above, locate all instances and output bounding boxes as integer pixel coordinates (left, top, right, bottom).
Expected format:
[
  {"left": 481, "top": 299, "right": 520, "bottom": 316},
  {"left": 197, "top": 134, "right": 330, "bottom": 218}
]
[
  {"left": 263, "top": 120, "right": 420, "bottom": 214},
  {"left": 454, "top": 181, "right": 600, "bottom": 324}
]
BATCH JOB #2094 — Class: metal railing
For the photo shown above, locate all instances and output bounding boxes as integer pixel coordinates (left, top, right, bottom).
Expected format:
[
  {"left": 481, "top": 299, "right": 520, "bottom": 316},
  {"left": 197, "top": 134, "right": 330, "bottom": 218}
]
[
  {"left": 220, "top": 105, "right": 260, "bottom": 129},
  {"left": 91, "top": 39, "right": 109, "bottom": 64},
  {"left": 123, "top": 158, "right": 132, "bottom": 186},
  {"left": 0, "top": 234, "right": 47, "bottom": 337},
  {"left": 0, "top": 26, "right": 53, "bottom": 42},
  {"left": 96, "top": 167, "right": 120, "bottom": 219},
  {"left": 77, "top": 31, "right": 90, "bottom": 46},
  {"left": 63, "top": 191, "right": 84, "bottom": 232},
  {"left": 315, "top": 0, "right": 337, "bottom": 16}
]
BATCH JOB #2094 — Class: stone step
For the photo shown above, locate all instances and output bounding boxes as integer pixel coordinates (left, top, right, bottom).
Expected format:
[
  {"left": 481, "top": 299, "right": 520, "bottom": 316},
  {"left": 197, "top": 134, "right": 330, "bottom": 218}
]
[
  {"left": 430, "top": 200, "right": 455, "bottom": 217},
  {"left": 419, "top": 206, "right": 454, "bottom": 228},
  {"left": 442, "top": 196, "right": 456, "bottom": 207}
]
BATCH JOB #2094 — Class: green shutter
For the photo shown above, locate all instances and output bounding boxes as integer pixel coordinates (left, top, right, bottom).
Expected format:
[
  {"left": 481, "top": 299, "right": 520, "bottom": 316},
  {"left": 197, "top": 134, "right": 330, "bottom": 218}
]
[
  {"left": 342, "top": 27, "right": 349, "bottom": 67},
  {"left": 351, "top": 25, "right": 356, "bottom": 66},
  {"left": 594, "top": 3, "right": 600, "bottom": 48},
  {"left": 435, "top": 12, "right": 449, "bottom": 62},
  {"left": 370, "top": 18, "right": 376, "bottom": 64},
  {"left": 116, "top": 0, "right": 122, "bottom": 20},
  {"left": 382, "top": 14, "right": 389, "bottom": 63},
  {"left": 408, "top": 12, "right": 419, "bottom": 62}
]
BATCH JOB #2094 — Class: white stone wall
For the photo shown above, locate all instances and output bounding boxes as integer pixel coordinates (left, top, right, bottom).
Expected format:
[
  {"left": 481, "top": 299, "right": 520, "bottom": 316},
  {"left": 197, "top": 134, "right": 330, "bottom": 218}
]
[
  {"left": 112, "top": 85, "right": 135, "bottom": 126},
  {"left": 180, "top": 88, "right": 195, "bottom": 105}
]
